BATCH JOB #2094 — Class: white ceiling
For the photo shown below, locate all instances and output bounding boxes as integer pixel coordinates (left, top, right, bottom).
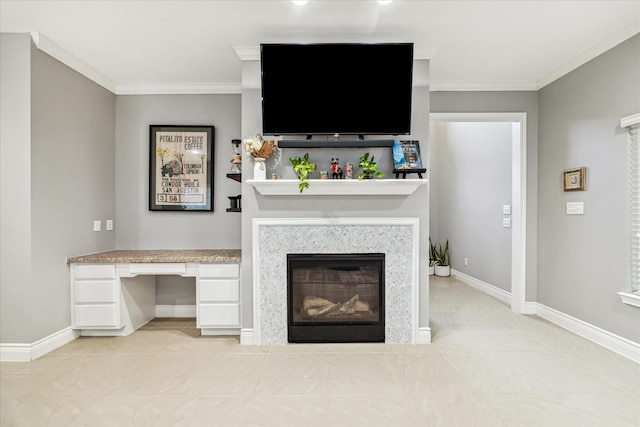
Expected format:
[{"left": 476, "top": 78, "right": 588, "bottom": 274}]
[{"left": 1, "top": 0, "right": 639, "bottom": 94}]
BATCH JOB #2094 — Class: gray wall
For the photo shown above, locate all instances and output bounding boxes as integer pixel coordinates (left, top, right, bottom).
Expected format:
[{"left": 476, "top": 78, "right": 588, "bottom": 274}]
[
  {"left": 0, "top": 35, "right": 116, "bottom": 343},
  {"left": 538, "top": 35, "right": 640, "bottom": 342},
  {"left": 430, "top": 91, "right": 538, "bottom": 301},
  {"left": 1, "top": 34, "right": 33, "bottom": 343},
  {"left": 115, "top": 94, "right": 242, "bottom": 304},
  {"left": 430, "top": 121, "right": 513, "bottom": 291},
  {"left": 240, "top": 59, "right": 432, "bottom": 329}
]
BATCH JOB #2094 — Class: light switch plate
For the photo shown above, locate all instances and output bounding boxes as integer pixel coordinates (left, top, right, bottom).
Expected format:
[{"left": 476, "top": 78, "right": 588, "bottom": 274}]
[
  {"left": 503, "top": 218, "right": 511, "bottom": 228},
  {"left": 503, "top": 205, "right": 511, "bottom": 215},
  {"left": 566, "top": 202, "right": 584, "bottom": 215},
  {"left": 93, "top": 220, "right": 101, "bottom": 232},
  {"left": 106, "top": 220, "right": 113, "bottom": 231}
]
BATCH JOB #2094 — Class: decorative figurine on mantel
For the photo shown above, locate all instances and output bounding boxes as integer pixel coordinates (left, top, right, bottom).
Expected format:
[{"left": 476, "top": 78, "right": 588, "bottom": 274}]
[
  {"left": 344, "top": 162, "right": 353, "bottom": 179},
  {"left": 331, "top": 158, "right": 343, "bottom": 179}
]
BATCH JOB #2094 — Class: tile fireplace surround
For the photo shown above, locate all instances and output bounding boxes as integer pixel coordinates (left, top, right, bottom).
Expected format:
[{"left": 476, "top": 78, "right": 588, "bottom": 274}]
[{"left": 252, "top": 218, "right": 420, "bottom": 345}]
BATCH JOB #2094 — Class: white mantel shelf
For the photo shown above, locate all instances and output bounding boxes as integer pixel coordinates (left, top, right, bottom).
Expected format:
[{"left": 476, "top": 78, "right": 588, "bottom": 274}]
[{"left": 247, "top": 179, "right": 428, "bottom": 196}]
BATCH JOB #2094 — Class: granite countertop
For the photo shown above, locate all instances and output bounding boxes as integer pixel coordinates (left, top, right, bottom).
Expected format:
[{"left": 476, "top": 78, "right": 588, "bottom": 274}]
[{"left": 67, "top": 249, "right": 241, "bottom": 264}]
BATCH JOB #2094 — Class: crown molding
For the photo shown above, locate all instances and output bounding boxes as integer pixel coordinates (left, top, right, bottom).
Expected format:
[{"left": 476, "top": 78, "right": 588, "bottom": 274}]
[
  {"left": 536, "top": 19, "right": 640, "bottom": 90},
  {"left": 232, "top": 44, "right": 435, "bottom": 61},
  {"left": 413, "top": 47, "right": 436, "bottom": 60},
  {"left": 233, "top": 46, "right": 260, "bottom": 61},
  {"left": 115, "top": 83, "right": 241, "bottom": 95},
  {"left": 430, "top": 81, "right": 538, "bottom": 92},
  {"left": 30, "top": 32, "right": 242, "bottom": 95},
  {"left": 30, "top": 32, "right": 117, "bottom": 94}
]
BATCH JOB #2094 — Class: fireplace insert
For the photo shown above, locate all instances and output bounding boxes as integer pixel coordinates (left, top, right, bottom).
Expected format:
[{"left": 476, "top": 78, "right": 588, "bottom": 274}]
[{"left": 287, "top": 253, "right": 385, "bottom": 343}]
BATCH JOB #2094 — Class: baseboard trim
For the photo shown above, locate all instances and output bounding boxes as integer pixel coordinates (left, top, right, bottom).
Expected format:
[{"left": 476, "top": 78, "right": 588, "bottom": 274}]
[
  {"left": 522, "top": 301, "right": 538, "bottom": 315},
  {"left": 0, "top": 344, "right": 31, "bottom": 362},
  {"left": 201, "top": 328, "right": 241, "bottom": 336},
  {"left": 447, "top": 271, "right": 639, "bottom": 363},
  {"left": 0, "top": 326, "right": 78, "bottom": 362},
  {"left": 417, "top": 327, "right": 432, "bottom": 344},
  {"left": 535, "top": 303, "right": 640, "bottom": 363},
  {"left": 240, "top": 328, "right": 255, "bottom": 345},
  {"left": 451, "top": 269, "right": 511, "bottom": 305},
  {"left": 155, "top": 304, "right": 196, "bottom": 318}
]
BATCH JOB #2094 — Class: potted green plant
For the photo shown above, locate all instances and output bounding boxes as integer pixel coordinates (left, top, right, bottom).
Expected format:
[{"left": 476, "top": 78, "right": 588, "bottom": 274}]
[
  {"left": 428, "top": 237, "right": 437, "bottom": 276},
  {"left": 358, "top": 153, "right": 384, "bottom": 180},
  {"left": 434, "top": 239, "right": 450, "bottom": 277},
  {"left": 289, "top": 153, "right": 316, "bottom": 193}
]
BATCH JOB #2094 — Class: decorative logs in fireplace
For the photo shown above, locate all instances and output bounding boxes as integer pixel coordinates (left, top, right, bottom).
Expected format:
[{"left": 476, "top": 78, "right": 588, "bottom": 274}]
[{"left": 302, "top": 295, "right": 372, "bottom": 318}]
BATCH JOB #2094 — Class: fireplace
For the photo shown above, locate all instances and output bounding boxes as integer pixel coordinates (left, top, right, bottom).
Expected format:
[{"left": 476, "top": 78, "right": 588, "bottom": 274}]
[
  {"left": 251, "top": 218, "right": 422, "bottom": 345},
  {"left": 287, "top": 253, "right": 385, "bottom": 343}
]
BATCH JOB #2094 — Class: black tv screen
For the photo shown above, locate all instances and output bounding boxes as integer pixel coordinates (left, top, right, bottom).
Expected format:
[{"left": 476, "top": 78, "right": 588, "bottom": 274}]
[{"left": 261, "top": 43, "right": 414, "bottom": 136}]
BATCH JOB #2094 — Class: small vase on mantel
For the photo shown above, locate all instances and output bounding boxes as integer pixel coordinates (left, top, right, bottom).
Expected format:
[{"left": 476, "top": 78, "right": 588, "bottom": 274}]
[{"left": 253, "top": 157, "right": 266, "bottom": 180}]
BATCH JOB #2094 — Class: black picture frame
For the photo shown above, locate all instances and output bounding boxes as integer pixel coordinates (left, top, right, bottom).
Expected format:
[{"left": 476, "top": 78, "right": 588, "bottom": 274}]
[{"left": 149, "top": 125, "right": 214, "bottom": 211}]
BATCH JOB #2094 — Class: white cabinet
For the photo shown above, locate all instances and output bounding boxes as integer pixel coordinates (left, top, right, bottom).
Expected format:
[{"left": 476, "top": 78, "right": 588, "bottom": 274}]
[
  {"left": 70, "top": 261, "right": 241, "bottom": 336},
  {"left": 197, "top": 264, "right": 241, "bottom": 333},
  {"left": 71, "top": 264, "right": 123, "bottom": 330}
]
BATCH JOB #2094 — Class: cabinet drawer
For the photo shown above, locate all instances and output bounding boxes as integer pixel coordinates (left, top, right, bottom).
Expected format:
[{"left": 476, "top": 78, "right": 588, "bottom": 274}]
[
  {"left": 199, "top": 279, "right": 239, "bottom": 302},
  {"left": 74, "top": 264, "right": 116, "bottom": 279},
  {"left": 198, "top": 304, "right": 240, "bottom": 327},
  {"left": 128, "top": 263, "right": 186, "bottom": 275},
  {"left": 198, "top": 264, "right": 239, "bottom": 278},
  {"left": 74, "top": 304, "right": 120, "bottom": 328},
  {"left": 74, "top": 280, "right": 118, "bottom": 303}
]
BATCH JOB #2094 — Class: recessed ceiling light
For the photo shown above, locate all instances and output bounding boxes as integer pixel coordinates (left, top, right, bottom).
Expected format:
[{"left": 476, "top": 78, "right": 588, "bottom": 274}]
[{"left": 292, "top": 0, "right": 308, "bottom": 5}]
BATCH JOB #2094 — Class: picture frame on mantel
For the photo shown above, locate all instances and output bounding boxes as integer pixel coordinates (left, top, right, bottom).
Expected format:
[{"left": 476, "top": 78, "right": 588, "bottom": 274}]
[
  {"left": 149, "top": 125, "right": 214, "bottom": 211},
  {"left": 563, "top": 167, "right": 586, "bottom": 192}
]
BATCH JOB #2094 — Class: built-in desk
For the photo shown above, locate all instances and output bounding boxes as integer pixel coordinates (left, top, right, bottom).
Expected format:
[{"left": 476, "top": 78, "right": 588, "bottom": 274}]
[{"left": 67, "top": 250, "right": 241, "bottom": 337}]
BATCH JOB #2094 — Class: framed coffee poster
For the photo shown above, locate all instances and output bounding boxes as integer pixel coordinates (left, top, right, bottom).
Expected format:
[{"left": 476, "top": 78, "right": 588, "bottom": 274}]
[{"left": 149, "top": 125, "right": 214, "bottom": 211}]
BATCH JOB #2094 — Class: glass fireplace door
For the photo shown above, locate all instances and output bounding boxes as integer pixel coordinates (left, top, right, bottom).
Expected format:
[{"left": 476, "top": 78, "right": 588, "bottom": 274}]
[{"left": 287, "top": 253, "right": 385, "bottom": 343}]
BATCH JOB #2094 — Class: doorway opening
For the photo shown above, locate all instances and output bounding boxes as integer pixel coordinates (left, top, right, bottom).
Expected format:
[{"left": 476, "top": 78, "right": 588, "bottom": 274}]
[{"left": 429, "top": 113, "right": 527, "bottom": 313}]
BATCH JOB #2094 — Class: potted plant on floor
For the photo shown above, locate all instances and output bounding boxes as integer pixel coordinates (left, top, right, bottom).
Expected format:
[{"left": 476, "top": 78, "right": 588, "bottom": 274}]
[
  {"left": 289, "top": 153, "right": 316, "bottom": 193},
  {"left": 434, "top": 239, "right": 450, "bottom": 277},
  {"left": 429, "top": 237, "right": 437, "bottom": 276}
]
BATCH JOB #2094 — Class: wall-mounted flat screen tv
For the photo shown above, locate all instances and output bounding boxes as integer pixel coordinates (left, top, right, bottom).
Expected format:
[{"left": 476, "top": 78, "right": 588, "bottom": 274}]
[{"left": 261, "top": 43, "right": 414, "bottom": 136}]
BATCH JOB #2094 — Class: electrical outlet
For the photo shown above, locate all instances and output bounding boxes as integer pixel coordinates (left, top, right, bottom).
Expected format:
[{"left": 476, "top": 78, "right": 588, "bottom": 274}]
[
  {"left": 93, "top": 220, "right": 101, "bottom": 232},
  {"left": 464, "top": 258, "right": 468, "bottom": 266},
  {"left": 503, "top": 218, "right": 511, "bottom": 228}
]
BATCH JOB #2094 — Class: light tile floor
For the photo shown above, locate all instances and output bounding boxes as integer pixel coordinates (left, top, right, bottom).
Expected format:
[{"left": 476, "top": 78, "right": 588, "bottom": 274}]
[{"left": 1, "top": 275, "right": 638, "bottom": 426}]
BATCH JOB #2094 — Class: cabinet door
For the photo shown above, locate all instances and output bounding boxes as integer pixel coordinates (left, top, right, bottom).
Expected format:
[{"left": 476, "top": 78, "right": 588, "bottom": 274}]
[
  {"left": 74, "top": 264, "right": 116, "bottom": 279},
  {"left": 199, "top": 279, "right": 240, "bottom": 302},
  {"left": 198, "top": 264, "right": 239, "bottom": 278},
  {"left": 198, "top": 304, "right": 240, "bottom": 327},
  {"left": 74, "top": 304, "right": 120, "bottom": 328},
  {"left": 74, "top": 280, "right": 118, "bottom": 303}
]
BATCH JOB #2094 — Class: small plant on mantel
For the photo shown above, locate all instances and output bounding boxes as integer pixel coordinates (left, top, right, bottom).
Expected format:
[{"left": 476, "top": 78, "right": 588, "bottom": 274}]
[
  {"left": 358, "top": 152, "right": 384, "bottom": 180},
  {"left": 289, "top": 153, "right": 316, "bottom": 193}
]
